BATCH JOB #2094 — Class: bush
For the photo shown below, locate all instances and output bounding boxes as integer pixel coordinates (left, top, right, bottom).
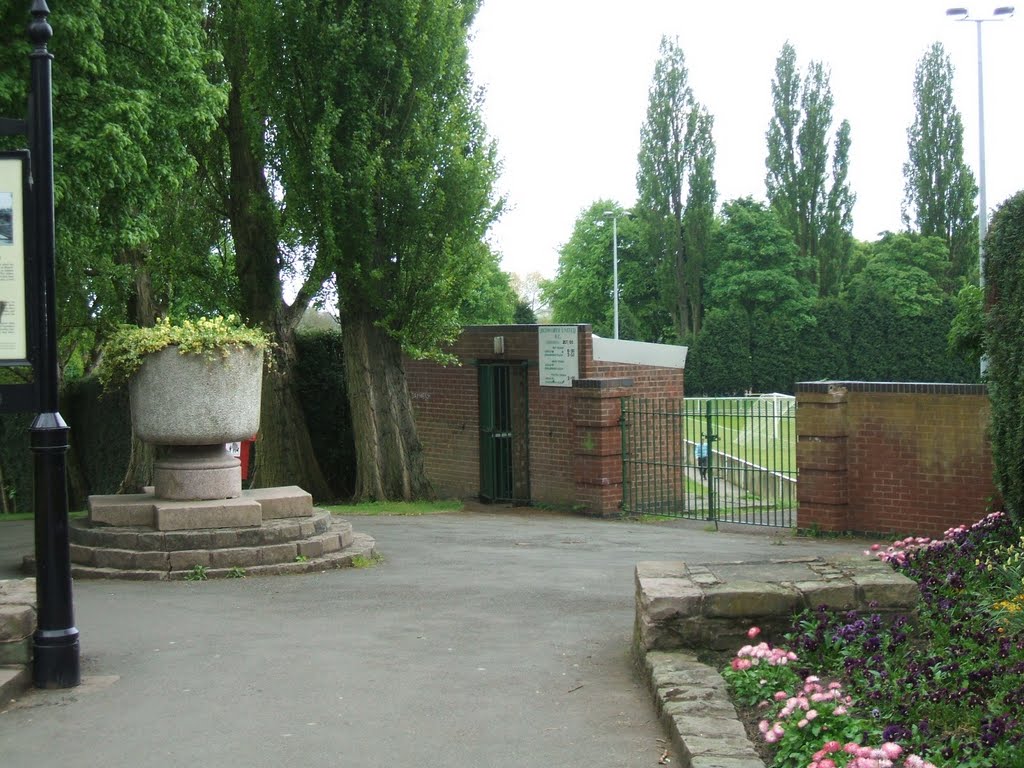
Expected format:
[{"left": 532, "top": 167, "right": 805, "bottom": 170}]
[
  {"left": 294, "top": 329, "right": 356, "bottom": 499},
  {"left": 984, "top": 189, "right": 1024, "bottom": 522}
]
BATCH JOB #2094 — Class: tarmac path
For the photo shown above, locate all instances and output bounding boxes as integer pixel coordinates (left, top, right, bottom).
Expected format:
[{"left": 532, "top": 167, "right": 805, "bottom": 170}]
[{"left": 0, "top": 509, "right": 866, "bottom": 768}]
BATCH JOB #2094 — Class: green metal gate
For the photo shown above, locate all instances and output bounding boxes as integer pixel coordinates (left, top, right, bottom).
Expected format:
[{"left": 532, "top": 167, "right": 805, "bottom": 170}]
[
  {"left": 621, "top": 396, "right": 796, "bottom": 527},
  {"left": 478, "top": 362, "right": 530, "bottom": 503}
]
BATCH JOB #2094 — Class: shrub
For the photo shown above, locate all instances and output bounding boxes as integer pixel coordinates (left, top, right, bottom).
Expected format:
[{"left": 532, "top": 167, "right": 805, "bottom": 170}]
[{"left": 984, "top": 189, "right": 1024, "bottom": 523}]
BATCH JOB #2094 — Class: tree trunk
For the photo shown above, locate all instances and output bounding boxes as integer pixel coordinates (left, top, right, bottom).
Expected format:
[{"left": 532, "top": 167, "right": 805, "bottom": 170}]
[
  {"left": 220, "top": 30, "right": 333, "bottom": 500},
  {"left": 342, "top": 313, "right": 430, "bottom": 501},
  {"left": 117, "top": 436, "right": 157, "bottom": 494},
  {"left": 117, "top": 246, "right": 160, "bottom": 494}
]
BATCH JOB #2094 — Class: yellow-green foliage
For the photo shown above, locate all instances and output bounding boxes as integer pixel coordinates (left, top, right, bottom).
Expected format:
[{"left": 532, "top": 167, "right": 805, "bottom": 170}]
[{"left": 99, "top": 315, "right": 270, "bottom": 390}]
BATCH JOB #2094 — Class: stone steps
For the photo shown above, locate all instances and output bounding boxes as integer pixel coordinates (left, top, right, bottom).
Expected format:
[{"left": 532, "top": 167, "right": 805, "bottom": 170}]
[
  {"left": 0, "top": 579, "right": 35, "bottom": 711},
  {"left": 68, "top": 531, "right": 378, "bottom": 581},
  {"left": 25, "top": 514, "right": 378, "bottom": 581}
]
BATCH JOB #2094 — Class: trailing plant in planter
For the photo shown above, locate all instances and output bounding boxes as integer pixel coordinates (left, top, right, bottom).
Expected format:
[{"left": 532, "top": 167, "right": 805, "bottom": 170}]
[{"left": 99, "top": 315, "right": 271, "bottom": 391}]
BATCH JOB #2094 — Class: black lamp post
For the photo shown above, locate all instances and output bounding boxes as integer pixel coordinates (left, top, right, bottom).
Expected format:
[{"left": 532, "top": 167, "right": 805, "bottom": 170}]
[{"left": 27, "top": 0, "right": 80, "bottom": 689}]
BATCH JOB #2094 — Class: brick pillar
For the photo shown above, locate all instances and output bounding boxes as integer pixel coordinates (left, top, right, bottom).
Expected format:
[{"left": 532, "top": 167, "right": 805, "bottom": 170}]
[
  {"left": 572, "top": 378, "right": 633, "bottom": 517},
  {"left": 796, "top": 384, "right": 849, "bottom": 533}
]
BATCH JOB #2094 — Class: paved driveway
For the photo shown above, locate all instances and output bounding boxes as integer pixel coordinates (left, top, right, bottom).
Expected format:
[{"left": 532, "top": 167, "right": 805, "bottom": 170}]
[{"left": 0, "top": 510, "right": 867, "bottom": 768}]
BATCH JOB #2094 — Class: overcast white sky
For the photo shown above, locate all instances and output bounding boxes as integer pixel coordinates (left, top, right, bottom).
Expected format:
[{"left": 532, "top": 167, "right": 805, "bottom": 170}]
[{"left": 468, "top": 0, "right": 1024, "bottom": 279}]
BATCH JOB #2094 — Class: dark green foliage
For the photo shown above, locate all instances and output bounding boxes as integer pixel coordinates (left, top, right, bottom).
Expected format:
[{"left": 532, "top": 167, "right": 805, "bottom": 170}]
[
  {"left": 684, "top": 307, "right": 751, "bottom": 396},
  {"left": 457, "top": 248, "right": 517, "bottom": 325},
  {"left": 797, "top": 298, "right": 851, "bottom": 382},
  {"left": 984, "top": 190, "right": 1024, "bottom": 522},
  {"left": 765, "top": 43, "right": 854, "bottom": 296},
  {"left": 685, "top": 291, "right": 975, "bottom": 396},
  {"left": 845, "top": 291, "right": 973, "bottom": 382},
  {"left": 902, "top": 42, "right": 978, "bottom": 282},
  {"left": 0, "top": 413, "right": 33, "bottom": 513},
  {"left": 63, "top": 377, "right": 133, "bottom": 506},
  {"left": 512, "top": 300, "right": 537, "bottom": 325},
  {"left": 294, "top": 330, "right": 356, "bottom": 500}
]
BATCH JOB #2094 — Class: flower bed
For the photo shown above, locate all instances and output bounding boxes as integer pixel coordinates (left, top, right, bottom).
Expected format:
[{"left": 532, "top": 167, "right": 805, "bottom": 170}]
[{"left": 722, "top": 511, "right": 1024, "bottom": 768}]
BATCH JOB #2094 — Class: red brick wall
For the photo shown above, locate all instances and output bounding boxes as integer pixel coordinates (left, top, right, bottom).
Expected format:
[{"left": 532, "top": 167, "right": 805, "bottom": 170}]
[
  {"left": 405, "top": 325, "right": 686, "bottom": 513},
  {"left": 796, "top": 382, "right": 994, "bottom": 537}
]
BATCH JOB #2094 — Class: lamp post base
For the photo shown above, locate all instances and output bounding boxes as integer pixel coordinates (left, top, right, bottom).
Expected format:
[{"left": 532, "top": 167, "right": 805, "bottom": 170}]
[{"left": 32, "top": 626, "right": 80, "bottom": 689}]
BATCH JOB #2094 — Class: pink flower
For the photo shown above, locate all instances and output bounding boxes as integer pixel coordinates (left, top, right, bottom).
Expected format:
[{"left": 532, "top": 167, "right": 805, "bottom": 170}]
[
  {"left": 798, "top": 718, "right": 809, "bottom": 728},
  {"left": 747, "top": 626, "right": 761, "bottom": 639},
  {"left": 871, "top": 543, "right": 881, "bottom": 551},
  {"left": 833, "top": 705, "right": 847, "bottom": 716},
  {"left": 758, "top": 720, "right": 770, "bottom": 734},
  {"left": 731, "top": 658, "right": 752, "bottom": 671},
  {"left": 806, "top": 709, "right": 819, "bottom": 721},
  {"left": 819, "top": 760, "right": 836, "bottom": 768},
  {"left": 880, "top": 743, "right": 902, "bottom": 760}
]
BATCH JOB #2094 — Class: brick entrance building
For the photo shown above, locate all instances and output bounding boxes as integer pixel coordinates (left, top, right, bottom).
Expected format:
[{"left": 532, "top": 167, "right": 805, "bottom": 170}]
[{"left": 405, "top": 324, "right": 686, "bottom": 516}]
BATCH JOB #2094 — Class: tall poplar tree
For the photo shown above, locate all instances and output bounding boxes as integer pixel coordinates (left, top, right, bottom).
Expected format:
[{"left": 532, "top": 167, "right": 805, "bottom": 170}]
[
  {"left": 636, "top": 36, "right": 717, "bottom": 338},
  {"left": 902, "top": 42, "right": 978, "bottom": 282},
  {"left": 250, "top": 0, "right": 501, "bottom": 501},
  {"left": 765, "top": 42, "right": 854, "bottom": 296}
]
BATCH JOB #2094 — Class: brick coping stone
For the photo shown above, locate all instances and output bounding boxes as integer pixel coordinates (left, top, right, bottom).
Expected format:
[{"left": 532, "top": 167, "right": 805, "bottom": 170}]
[{"left": 633, "top": 556, "right": 920, "bottom": 767}]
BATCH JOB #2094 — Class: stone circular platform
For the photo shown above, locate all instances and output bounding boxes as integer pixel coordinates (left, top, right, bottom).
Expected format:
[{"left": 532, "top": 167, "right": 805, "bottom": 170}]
[{"left": 24, "top": 486, "right": 378, "bottom": 581}]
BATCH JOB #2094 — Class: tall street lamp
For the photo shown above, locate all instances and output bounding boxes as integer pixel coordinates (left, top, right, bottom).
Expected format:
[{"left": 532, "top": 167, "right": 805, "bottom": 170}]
[
  {"left": 602, "top": 210, "right": 621, "bottom": 339},
  {"left": 946, "top": 6, "right": 1014, "bottom": 283},
  {"left": 947, "top": 5, "right": 1013, "bottom": 376}
]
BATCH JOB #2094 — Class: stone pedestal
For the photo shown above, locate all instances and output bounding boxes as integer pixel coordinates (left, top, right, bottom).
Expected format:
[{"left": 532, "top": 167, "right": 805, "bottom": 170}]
[{"left": 154, "top": 444, "right": 241, "bottom": 501}]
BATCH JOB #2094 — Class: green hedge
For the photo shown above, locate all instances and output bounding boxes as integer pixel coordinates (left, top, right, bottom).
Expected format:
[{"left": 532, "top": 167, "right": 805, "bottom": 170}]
[
  {"left": 984, "top": 190, "right": 1024, "bottom": 522},
  {"left": 293, "top": 330, "right": 356, "bottom": 499},
  {"left": 684, "top": 295, "right": 978, "bottom": 396}
]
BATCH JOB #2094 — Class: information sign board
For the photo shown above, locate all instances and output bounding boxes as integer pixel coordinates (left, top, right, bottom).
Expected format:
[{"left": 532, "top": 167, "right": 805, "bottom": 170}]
[{"left": 538, "top": 325, "right": 579, "bottom": 387}]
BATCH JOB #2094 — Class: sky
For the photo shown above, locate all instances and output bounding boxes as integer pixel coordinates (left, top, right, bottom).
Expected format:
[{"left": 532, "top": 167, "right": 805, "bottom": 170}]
[{"left": 468, "top": 0, "right": 1024, "bottom": 279}]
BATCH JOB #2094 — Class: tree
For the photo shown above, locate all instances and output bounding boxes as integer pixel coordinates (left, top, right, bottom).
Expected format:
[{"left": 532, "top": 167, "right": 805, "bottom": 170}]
[
  {"left": 1, "top": 0, "right": 229, "bottom": 495},
  {"left": 512, "top": 300, "right": 537, "bottom": 324},
  {"left": 902, "top": 42, "right": 978, "bottom": 282},
  {"left": 541, "top": 200, "right": 620, "bottom": 336},
  {"left": 0, "top": 0, "right": 226, "bottom": 365},
  {"left": 205, "top": 0, "right": 334, "bottom": 499},
  {"left": 983, "top": 191, "right": 1024, "bottom": 522},
  {"left": 765, "top": 42, "right": 854, "bottom": 296},
  {"left": 510, "top": 271, "right": 545, "bottom": 318},
  {"left": 541, "top": 201, "right": 671, "bottom": 342},
  {"left": 843, "top": 232, "right": 949, "bottom": 318},
  {"left": 636, "top": 35, "right": 717, "bottom": 337},
  {"left": 699, "top": 198, "right": 814, "bottom": 393},
  {"left": 254, "top": 0, "right": 501, "bottom": 500},
  {"left": 842, "top": 232, "right": 975, "bottom": 382},
  {"left": 458, "top": 247, "right": 517, "bottom": 325},
  {"left": 705, "top": 198, "right": 814, "bottom": 321}
]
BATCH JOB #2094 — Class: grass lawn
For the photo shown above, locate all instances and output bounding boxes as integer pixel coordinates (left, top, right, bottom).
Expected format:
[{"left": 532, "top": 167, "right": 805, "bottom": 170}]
[
  {"left": 721, "top": 510, "right": 1024, "bottom": 768},
  {"left": 0, "top": 510, "right": 88, "bottom": 523},
  {"left": 324, "top": 499, "right": 464, "bottom": 516}
]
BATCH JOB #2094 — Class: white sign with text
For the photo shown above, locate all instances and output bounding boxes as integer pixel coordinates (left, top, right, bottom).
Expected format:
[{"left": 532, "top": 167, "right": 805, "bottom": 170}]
[{"left": 538, "top": 325, "right": 579, "bottom": 387}]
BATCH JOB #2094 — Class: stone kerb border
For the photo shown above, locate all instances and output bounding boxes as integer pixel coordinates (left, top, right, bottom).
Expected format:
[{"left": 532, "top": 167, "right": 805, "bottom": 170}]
[
  {"left": 634, "top": 556, "right": 920, "bottom": 767},
  {"left": 635, "top": 555, "right": 919, "bottom": 653}
]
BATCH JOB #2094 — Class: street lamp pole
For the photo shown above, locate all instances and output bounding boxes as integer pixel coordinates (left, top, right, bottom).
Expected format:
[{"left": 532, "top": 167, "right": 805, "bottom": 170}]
[
  {"left": 603, "top": 210, "right": 620, "bottom": 339},
  {"left": 946, "top": 5, "right": 1013, "bottom": 376}
]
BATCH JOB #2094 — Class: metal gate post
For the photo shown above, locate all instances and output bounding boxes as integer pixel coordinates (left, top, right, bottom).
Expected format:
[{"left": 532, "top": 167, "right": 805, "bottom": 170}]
[{"left": 705, "top": 400, "right": 718, "bottom": 530}]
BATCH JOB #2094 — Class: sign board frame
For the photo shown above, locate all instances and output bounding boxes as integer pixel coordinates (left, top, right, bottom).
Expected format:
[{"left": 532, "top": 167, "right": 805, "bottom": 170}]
[
  {"left": 538, "top": 325, "right": 579, "bottom": 387},
  {"left": 0, "top": 150, "right": 31, "bottom": 366}
]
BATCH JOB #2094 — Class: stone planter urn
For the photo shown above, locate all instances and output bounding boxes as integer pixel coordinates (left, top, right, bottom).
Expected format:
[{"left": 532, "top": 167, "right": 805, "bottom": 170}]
[{"left": 129, "top": 345, "right": 263, "bottom": 500}]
